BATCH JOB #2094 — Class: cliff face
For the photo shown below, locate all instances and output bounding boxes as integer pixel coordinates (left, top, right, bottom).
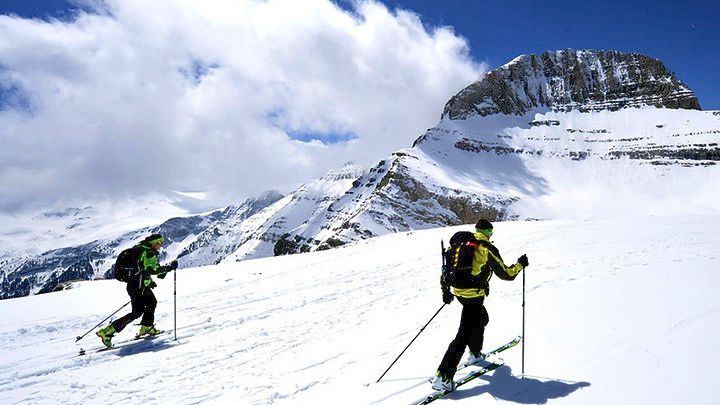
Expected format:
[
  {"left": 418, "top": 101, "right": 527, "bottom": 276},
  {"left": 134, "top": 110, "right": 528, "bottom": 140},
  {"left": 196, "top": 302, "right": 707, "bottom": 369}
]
[{"left": 443, "top": 50, "right": 701, "bottom": 119}]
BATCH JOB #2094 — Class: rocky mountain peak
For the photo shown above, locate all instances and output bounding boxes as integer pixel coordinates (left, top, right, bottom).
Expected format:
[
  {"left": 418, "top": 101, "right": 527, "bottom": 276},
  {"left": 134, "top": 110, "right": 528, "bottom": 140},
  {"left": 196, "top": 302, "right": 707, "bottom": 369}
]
[{"left": 442, "top": 49, "right": 701, "bottom": 119}]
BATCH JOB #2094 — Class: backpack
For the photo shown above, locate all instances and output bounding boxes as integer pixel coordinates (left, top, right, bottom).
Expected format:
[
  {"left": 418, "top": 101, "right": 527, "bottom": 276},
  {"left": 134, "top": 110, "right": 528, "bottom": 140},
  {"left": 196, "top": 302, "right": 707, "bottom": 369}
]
[
  {"left": 441, "top": 231, "right": 489, "bottom": 290},
  {"left": 113, "top": 246, "right": 140, "bottom": 282}
]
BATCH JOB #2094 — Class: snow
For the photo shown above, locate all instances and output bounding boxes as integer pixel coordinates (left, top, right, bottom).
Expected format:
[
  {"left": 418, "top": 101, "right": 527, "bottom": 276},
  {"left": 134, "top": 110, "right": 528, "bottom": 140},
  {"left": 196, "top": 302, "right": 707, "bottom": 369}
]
[
  {"left": 1, "top": 214, "right": 718, "bottom": 404},
  {"left": 418, "top": 107, "right": 720, "bottom": 220},
  {"left": 0, "top": 195, "right": 190, "bottom": 259},
  {"left": 4, "top": 105, "right": 719, "bottom": 295}
]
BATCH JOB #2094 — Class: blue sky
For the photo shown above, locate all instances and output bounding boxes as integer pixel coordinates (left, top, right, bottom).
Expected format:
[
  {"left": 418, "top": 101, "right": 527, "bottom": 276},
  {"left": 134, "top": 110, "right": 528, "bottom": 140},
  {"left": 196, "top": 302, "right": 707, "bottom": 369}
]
[
  {"left": 0, "top": 0, "right": 84, "bottom": 20},
  {"left": 2, "top": 0, "right": 718, "bottom": 108},
  {"left": 366, "top": 0, "right": 720, "bottom": 109}
]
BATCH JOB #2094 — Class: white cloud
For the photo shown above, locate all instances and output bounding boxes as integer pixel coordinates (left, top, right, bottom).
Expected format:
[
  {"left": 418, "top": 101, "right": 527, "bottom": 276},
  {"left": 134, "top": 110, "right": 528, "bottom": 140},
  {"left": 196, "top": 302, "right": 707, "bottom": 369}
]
[{"left": 0, "top": 0, "right": 484, "bottom": 212}]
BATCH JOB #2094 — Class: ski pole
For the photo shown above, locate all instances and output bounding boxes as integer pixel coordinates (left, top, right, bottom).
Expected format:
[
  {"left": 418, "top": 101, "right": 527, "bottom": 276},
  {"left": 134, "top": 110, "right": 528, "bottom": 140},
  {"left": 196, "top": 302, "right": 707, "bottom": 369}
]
[
  {"left": 75, "top": 300, "right": 131, "bottom": 342},
  {"left": 376, "top": 304, "right": 446, "bottom": 383},
  {"left": 174, "top": 268, "right": 177, "bottom": 341},
  {"left": 522, "top": 263, "right": 526, "bottom": 378}
]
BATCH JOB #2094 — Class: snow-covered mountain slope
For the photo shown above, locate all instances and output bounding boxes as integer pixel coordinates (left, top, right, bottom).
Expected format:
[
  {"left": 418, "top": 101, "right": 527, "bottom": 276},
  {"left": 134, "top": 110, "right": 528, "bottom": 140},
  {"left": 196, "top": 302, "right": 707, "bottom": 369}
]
[
  {"left": 179, "top": 164, "right": 365, "bottom": 264},
  {"left": 3, "top": 49, "right": 718, "bottom": 299},
  {"left": 419, "top": 106, "right": 720, "bottom": 219},
  {"left": 0, "top": 196, "right": 190, "bottom": 260},
  {"left": 0, "top": 192, "right": 283, "bottom": 299},
  {"left": 268, "top": 107, "right": 720, "bottom": 254},
  {"left": 243, "top": 50, "right": 718, "bottom": 255},
  {"left": 0, "top": 162, "right": 363, "bottom": 299},
  {"left": 1, "top": 215, "right": 718, "bottom": 404}
]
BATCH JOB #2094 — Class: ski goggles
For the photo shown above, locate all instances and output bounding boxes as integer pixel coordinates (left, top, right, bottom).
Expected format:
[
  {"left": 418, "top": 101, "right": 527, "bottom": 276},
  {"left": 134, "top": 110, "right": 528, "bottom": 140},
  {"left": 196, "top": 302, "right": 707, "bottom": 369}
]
[{"left": 477, "top": 228, "right": 493, "bottom": 238}]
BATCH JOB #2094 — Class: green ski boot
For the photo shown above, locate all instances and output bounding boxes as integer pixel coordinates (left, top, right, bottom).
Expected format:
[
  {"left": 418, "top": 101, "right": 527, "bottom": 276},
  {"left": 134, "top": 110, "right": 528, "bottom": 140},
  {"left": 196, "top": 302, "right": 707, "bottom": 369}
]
[
  {"left": 136, "top": 325, "right": 163, "bottom": 338},
  {"left": 96, "top": 325, "right": 116, "bottom": 349}
]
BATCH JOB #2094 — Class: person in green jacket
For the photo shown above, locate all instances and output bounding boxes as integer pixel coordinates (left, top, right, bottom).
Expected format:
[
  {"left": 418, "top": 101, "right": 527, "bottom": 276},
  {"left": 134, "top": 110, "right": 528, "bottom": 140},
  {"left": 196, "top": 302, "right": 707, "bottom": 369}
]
[
  {"left": 431, "top": 219, "right": 528, "bottom": 391},
  {"left": 96, "top": 233, "right": 178, "bottom": 348}
]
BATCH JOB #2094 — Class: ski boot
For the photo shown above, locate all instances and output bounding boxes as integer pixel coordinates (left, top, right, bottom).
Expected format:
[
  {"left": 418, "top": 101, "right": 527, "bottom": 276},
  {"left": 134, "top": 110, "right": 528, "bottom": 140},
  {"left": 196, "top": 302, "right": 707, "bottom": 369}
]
[
  {"left": 96, "top": 325, "right": 116, "bottom": 349},
  {"left": 431, "top": 370, "right": 456, "bottom": 391},
  {"left": 466, "top": 350, "right": 487, "bottom": 366},
  {"left": 136, "top": 325, "right": 163, "bottom": 338}
]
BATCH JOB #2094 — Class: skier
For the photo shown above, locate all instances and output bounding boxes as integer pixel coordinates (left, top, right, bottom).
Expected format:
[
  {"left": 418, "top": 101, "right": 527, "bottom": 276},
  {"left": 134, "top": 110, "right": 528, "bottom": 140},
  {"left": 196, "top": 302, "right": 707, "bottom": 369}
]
[
  {"left": 95, "top": 233, "right": 178, "bottom": 348},
  {"left": 430, "top": 219, "right": 528, "bottom": 391}
]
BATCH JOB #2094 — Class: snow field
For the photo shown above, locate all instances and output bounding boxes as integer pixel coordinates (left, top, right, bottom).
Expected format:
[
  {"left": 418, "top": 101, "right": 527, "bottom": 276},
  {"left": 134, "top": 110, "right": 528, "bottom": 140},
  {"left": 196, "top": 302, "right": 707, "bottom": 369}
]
[{"left": 0, "top": 214, "right": 719, "bottom": 404}]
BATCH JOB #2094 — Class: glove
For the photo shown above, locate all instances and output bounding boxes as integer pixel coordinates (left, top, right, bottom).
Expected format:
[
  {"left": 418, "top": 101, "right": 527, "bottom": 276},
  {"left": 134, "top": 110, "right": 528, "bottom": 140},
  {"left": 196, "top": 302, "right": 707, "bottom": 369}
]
[
  {"left": 157, "top": 272, "right": 167, "bottom": 279},
  {"left": 517, "top": 254, "right": 529, "bottom": 268},
  {"left": 143, "top": 279, "right": 157, "bottom": 288},
  {"left": 442, "top": 287, "right": 454, "bottom": 305},
  {"left": 169, "top": 260, "right": 178, "bottom": 271}
]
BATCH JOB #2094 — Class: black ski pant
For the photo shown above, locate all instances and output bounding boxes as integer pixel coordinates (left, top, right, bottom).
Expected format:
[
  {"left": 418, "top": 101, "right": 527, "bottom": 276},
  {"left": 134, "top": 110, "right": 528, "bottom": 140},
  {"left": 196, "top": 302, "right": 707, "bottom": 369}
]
[
  {"left": 437, "top": 297, "right": 489, "bottom": 377},
  {"left": 111, "top": 283, "right": 157, "bottom": 332}
]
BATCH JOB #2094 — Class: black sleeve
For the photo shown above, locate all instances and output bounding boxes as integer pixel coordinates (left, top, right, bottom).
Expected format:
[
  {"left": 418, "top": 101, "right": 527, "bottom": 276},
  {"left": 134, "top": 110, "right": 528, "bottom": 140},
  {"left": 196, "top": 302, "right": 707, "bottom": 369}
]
[{"left": 487, "top": 243, "right": 520, "bottom": 281}]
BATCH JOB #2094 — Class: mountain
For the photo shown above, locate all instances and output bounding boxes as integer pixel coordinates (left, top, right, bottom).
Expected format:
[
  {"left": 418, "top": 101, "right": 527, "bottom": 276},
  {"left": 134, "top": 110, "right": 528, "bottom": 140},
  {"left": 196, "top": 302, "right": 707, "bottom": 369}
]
[
  {"left": 2, "top": 49, "right": 719, "bottom": 298},
  {"left": 176, "top": 165, "right": 363, "bottom": 265},
  {"left": 1, "top": 215, "right": 718, "bottom": 403},
  {"left": 443, "top": 49, "right": 701, "bottom": 119},
  {"left": 0, "top": 197, "right": 191, "bottom": 260},
  {"left": 0, "top": 162, "right": 369, "bottom": 298},
  {"left": 266, "top": 49, "right": 720, "bottom": 254},
  {"left": 0, "top": 192, "right": 283, "bottom": 299}
]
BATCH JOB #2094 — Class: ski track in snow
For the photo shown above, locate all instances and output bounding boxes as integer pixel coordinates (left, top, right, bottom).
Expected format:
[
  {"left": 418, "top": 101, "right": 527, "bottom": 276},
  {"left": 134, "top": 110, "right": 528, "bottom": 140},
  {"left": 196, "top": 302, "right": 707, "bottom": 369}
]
[{"left": 1, "top": 215, "right": 719, "bottom": 404}]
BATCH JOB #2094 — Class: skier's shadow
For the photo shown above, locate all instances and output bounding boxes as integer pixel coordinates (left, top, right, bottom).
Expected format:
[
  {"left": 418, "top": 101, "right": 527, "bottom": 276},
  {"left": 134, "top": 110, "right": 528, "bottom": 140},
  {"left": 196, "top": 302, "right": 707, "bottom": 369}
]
[
  {"left": 113, "top": 339, "right": 175, "bottom": 357},
  {"left": 451, "top": 365, "right": 590, "bottom": 404}
]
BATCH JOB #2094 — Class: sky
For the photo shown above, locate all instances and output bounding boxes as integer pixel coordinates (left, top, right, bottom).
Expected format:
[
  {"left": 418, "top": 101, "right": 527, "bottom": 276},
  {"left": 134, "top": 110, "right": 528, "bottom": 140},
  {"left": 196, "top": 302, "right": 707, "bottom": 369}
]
[
  {"left": 0, "top": 0, "right": 718, "bottom": 214},
  {"left": 371, "top": 0, "right": 720, "bottom": 110}
]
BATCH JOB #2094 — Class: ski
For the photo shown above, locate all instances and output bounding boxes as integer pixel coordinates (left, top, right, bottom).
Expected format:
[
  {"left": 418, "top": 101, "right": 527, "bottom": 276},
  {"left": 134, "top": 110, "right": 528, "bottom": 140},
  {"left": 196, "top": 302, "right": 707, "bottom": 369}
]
[
  {"left": 412, "top": 336, "right": 520, "bottom": 404},
  {"left": 459, "top": 335, "right": 520, "bottom": 370},
  {"left": 417, "top": 361, "right": 504, "bottom": 405},
  {"left": 133, "top": 330, "right": 169, "bottom": 340},
  {"left": 77, "top": 317, "right": 211, "bottom": 356},
  {"left": 93, "top": 331, "right": 169, "bottom": 354}
]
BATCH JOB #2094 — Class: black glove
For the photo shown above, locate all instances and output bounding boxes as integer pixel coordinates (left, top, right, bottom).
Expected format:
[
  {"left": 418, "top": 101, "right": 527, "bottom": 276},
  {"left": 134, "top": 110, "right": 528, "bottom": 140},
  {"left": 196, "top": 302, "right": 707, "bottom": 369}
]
[
  {"left": 442, "top": 287, "right": 454, "bottom": 305},
  {"left": 158, "top": 261, "right": 178, "bottom": 275},
  {"left": 517, "top": 254, "right": 529, "bottom": 268},
  {"left": 144, "top": 280, "right": 157, "bottom": 289}
]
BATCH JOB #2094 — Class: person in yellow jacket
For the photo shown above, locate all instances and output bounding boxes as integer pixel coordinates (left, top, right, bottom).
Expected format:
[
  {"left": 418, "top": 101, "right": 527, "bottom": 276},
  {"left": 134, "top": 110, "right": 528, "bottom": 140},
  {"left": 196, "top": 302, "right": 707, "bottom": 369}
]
[{"left": 431, "top": 219, "right": 528, "bottom": 391}]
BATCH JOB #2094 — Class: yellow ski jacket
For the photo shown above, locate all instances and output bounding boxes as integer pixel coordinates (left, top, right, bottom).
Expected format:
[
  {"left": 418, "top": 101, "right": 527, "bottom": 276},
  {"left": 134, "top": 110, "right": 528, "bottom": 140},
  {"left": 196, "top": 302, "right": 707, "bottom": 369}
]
[{"left": 452, "top": 231, "right": 524, "bottom": 299}]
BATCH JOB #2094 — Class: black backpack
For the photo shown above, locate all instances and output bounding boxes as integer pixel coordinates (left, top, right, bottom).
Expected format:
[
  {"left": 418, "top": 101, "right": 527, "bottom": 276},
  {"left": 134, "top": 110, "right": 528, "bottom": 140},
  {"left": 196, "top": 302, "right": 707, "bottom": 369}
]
[
  {"left": 113, "top": 246, "right": 140, "bottom": 282},
  {"left": 442, "top": 231, "right": 489, "bottom": 290}
]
